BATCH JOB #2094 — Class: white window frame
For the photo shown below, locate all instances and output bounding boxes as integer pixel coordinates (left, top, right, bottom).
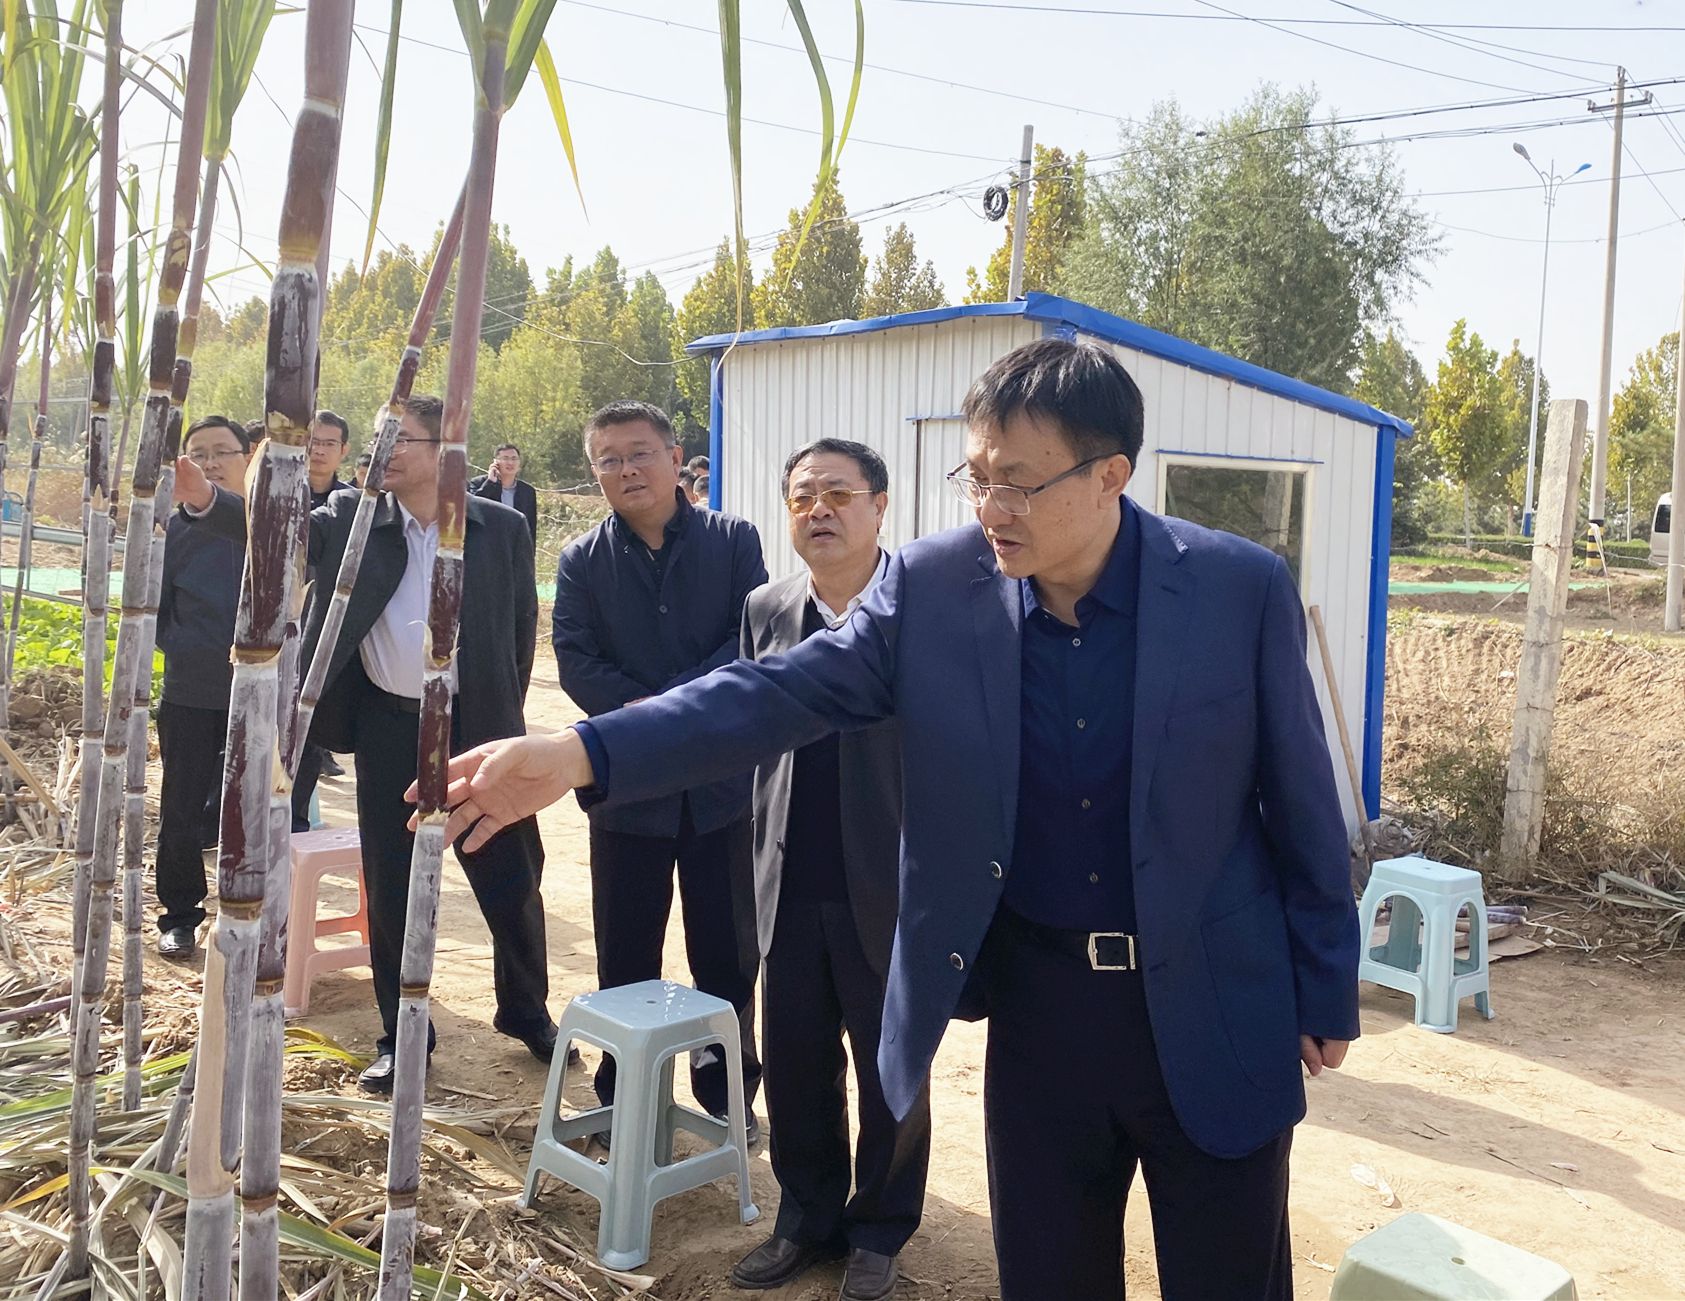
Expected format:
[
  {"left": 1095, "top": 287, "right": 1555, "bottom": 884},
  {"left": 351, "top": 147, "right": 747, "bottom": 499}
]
[{"left": 1154, "top": 451, "right": 1317, "bottom": 594}]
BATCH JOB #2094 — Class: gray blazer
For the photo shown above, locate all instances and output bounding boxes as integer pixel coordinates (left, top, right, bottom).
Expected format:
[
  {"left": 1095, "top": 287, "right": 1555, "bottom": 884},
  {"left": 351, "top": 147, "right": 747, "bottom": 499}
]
[{"left": 740, "top": 566, "right": 902, "bottom": 975}]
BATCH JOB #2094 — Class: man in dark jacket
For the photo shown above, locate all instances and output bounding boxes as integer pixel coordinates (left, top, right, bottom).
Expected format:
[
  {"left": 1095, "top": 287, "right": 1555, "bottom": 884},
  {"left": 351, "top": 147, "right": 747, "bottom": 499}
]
[
  {"left": 307, "top": 408, "right": 358, "bottom": 508},
  {"left": 176, "top": 394, "right": 553, "bottom": 1092},
  {"left": 470, "top": 442, "right": 539, "bottom": 546},
  {"left": 552, "top": 399, "right": 767, "bottom": 1130},
  {"left": 153, "top": 415, "right": 254, "bottom": 960},
  {"left": 730, "top": 440, "right": 928, "bottom": 1301}
]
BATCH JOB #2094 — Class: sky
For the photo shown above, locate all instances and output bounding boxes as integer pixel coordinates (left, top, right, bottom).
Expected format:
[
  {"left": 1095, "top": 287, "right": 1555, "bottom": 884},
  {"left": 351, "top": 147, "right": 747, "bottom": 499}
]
[{"left": 123, "top": 1, "right": 1685, "bottom": 423}]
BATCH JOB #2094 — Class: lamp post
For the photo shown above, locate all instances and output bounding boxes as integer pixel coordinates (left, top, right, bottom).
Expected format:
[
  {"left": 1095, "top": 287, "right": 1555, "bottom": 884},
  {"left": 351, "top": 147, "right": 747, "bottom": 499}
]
[{"left": 1514, "top": 143, "right": 1591, "bottom": 536}]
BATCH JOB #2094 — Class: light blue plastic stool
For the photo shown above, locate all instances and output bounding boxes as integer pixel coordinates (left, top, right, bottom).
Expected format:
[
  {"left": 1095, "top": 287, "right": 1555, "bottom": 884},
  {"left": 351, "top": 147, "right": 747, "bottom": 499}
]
[
  {"left": 1357, "top": 855, "right": 1494, "bottom": 1033},
  {"left": 1332, "top": 1212, "right": 1577, "bottom": 1299},
  {"left": 308, "top": 787, "right": 324, "bottom": 830},
  {"left": 521, "top": 980, "right": 759, "bottom": 1270}
]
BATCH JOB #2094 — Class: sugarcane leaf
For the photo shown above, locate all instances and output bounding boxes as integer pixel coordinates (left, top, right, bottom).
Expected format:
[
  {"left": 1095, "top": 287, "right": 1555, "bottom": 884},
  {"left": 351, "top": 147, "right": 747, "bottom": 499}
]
[
  {"left": 112, "top": 1169, "right": 491, "bottom": 1299},
  {"left": 501, "top": 0, "right": 555, "bottom": 105},
  {"left": 0, "top": 1172, "right": 68, "bottom": 1212},
  {"left": 363, "top": 0, "right": 402, "bottom": 273},
  {"left": 206, "top": 0, "right": 276, "bottom": 160},
  {"left": 716, "top": 0, "right": 745, "bottom": 331},
  {"left": 450, "top": 0, "right": 481, "bottom": 78},
  {"left": 839, "top": 0, "right": 863, "bottom": 161},
  {"left": 783, "top": 1, "right": 833, "bottom": 187},
  {"left": 532, "top": 39, "right": 585, "bottom": 216}
]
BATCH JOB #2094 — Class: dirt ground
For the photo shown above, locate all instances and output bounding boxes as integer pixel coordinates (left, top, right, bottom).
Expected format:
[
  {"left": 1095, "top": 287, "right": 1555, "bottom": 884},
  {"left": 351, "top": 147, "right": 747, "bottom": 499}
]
[
  {"left": 1390, "top": 556, "right": 1671, "bottom": 636},
  {"left": 253, "top": 675, "right": 1685, "bottom": 1301}
]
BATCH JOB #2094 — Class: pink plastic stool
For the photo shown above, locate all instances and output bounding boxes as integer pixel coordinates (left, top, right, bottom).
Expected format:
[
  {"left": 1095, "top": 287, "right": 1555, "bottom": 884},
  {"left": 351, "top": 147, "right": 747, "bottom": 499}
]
[{"left": 282, "top": 826, "right": 372, "bottom": 1016}]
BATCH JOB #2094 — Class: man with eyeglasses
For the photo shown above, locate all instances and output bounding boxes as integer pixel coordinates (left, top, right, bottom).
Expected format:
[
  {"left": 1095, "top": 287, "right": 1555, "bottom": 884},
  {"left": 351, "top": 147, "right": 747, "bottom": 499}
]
[
  {"left": 552, "top": 399, "right": 768, "bottom": 1137},
  {"left": 152, "top": 416, "right": 255, "bottom": 960},
  {"left": 175, "top": 394, "right": 556, "bottom": 1094},
  {"left": 307, "top": 409, "right": 357, "bottom": 508},
  {"left": 470, "top": 442, "right": 539, "bottom": 546},
  {"left": 728, "top": 439, "right": 927, "bottom": 1301},
  {"left": 433, "top": 340, "right": 1358, "bottom": 1301}
]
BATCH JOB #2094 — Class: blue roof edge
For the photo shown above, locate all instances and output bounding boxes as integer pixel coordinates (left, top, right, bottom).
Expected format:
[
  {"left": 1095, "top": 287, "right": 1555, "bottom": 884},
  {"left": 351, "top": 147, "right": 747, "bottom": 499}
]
[{"left": 687, "top": 292, "right": 1413, "bottom": 439}]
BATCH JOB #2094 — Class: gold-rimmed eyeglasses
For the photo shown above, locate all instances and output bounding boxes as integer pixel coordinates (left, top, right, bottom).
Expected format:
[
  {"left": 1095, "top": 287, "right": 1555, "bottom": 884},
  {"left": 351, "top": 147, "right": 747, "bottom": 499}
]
[{"left": 785, "top": 487, "right": 874, "bottom": 516}]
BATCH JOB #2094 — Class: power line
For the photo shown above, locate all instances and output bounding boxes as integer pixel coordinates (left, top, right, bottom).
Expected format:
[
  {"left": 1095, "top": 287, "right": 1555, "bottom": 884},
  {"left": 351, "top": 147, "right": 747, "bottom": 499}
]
[
  {"left": 1433, "top": 216, "right": 1679, "bottom": 245},
  {"left": 1319, "top": 0, "right": 1603, "bottom": 85}
]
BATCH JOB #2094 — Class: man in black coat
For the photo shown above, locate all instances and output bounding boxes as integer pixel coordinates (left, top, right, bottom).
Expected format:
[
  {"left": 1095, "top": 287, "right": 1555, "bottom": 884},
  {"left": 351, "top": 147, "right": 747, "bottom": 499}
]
[
  {"left": 552, "top": 400, "right": 766, "bottom": 1130},
  {"left": 175, "top": 394, "right": 554, "bottom": 1093},
  {"left": 730, "top": 439, "right": 929, "bottom": 1301},
  {"left": 470, "top": 442, "right": 539, "bottom": 546}
]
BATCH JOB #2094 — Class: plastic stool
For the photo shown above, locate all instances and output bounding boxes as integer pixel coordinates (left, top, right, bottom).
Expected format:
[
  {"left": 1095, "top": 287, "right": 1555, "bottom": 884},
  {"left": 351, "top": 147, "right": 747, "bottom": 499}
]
[
  {"left": 1332, "top": 1212, "right": 1577, "bottom": 1299},
  {"left": 1357, "top": 855, "right": 1494, "bottom": 1033},
  {"left": 521, "top": 980, "right": 759, "bottom": 1270},
  {"left": 282, "top": 826, "right": 371, "bottom": 1017}
]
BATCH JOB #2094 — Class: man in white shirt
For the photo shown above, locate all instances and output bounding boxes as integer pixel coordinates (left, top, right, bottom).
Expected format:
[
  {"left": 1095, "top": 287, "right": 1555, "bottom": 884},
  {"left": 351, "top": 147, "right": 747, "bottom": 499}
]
[
  {"left": 175, "top": 395, "right": 553, "bottom": 1094},
  {"left": 731, "top": 440, "right": 927, "bottom": 1301}
]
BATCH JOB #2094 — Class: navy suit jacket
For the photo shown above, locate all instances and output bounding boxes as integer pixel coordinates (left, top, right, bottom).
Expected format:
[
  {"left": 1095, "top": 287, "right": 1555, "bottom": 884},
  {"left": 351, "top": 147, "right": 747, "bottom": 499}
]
[{"left": 586, "top": 499, "right": 1359, "bottom": 1158}]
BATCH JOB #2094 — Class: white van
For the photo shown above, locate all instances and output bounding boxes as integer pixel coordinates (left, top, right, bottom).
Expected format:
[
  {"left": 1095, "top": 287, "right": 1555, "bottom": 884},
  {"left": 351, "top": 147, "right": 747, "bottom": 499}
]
[{"left": 1653, "top": 493, "right": 1673, "bottom": 567}]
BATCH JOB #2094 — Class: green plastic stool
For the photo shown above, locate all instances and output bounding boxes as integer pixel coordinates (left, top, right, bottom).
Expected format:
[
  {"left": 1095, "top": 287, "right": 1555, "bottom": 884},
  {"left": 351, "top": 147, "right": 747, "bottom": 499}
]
[{"left": 1332, "top": 1213, "right": 1577, "bottom": 1300}]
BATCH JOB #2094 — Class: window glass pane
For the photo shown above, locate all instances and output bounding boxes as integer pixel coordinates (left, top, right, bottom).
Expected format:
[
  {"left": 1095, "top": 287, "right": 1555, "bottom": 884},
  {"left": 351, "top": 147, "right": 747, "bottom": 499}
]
[
  {"left": 1163, "top": 463, "right": 1307, "bottom": 584},
  {"left": 1655, "top": 502, "right": 1672, "bottom": 536}
]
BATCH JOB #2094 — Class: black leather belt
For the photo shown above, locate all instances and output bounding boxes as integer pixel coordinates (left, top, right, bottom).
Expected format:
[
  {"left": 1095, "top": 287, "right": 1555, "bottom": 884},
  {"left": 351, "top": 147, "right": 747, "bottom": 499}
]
[
  {"left": 367, "top": 685, "right": 422, "bottom": 715},
  {"left": 1004, "top": 909, "right": 1141, "bottom": 971}
]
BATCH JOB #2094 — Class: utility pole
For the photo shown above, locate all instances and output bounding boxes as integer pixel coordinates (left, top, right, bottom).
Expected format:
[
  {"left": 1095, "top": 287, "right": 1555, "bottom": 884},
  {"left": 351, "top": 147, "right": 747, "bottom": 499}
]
[
  {"left": 1667, "top": 264, "right": 1685, "bottom": 632},
  {"left": 1007, "top": 124, "right": 1034, "bottom": 301},
  {"left": 1587, "top": 69, "right": 1652, "bottom": 532}
]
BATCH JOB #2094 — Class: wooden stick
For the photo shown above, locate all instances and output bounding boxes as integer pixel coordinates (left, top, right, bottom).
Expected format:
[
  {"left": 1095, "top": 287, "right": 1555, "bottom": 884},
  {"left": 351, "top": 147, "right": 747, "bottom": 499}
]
[
  {"left": 0, "top": 733, "right": 62, "bottom": 821},
  {"left": 1307, "top": 604, "right": 1373, "bottom": 873}
]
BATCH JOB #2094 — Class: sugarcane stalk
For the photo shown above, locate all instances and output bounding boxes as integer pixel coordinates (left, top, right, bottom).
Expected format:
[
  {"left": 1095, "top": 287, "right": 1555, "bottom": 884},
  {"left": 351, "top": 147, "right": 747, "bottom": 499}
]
[
  {"left": 3, "top": 300, "right": 51, "bottom": 750},
  {"left": 182, "top": 6, "right": 352, "bottom": 1297},
  {"left": 67, "top": 0, "right": 218, "bottom": 1282},
  {"left": 377, "top": 15, "right": 511, "bottom": 1294}
]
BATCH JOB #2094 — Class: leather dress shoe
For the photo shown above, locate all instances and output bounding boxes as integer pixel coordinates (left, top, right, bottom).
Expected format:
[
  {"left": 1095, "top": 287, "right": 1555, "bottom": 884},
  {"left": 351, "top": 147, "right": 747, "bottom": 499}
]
[
  {"left": 711, "top": 1109, "right": 761, "bottom": 1146},
  {"left": 157, "top": 926, "right": 197, "bottom": 962},
  {"left": 497, "top": 1017, "right": 564, "bottom": 1064},
  {"left": 319, "top": 754, "right": 346, "bottom": 777},
  {"left": 840, "top": 1248, "right": 899, "bottom": 1301},
  {"left": 358, "top": 1052, "right": 396, "bottom": 1094},
  {"left": 728, "top": 1234, "right": 844, "bottom": 1290}
]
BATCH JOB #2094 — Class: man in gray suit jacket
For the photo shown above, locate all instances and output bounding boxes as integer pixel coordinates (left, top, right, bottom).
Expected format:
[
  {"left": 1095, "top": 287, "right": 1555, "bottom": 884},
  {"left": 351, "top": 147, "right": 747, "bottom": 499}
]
[{"left": 729, "top": 440, "right": 929, "bottom": 1301}]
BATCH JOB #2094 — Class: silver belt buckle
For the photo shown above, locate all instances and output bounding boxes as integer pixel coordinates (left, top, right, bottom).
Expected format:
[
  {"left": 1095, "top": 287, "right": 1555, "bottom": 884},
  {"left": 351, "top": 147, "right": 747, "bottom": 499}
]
[{"left": 1087, "top": 932, "right": 1137, "bottom": 971}]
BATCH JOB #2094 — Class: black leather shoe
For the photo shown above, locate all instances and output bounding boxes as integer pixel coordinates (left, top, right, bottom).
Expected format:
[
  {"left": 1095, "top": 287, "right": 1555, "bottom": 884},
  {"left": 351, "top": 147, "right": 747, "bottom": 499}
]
[
  {"left": 840, "top": 1248, "right": 899, "bottom": 1301},
  {"left": 319, "top": 754, "right": 345, "bottom": 778},
  {"left": 499, "top": 1018, "right": 559, "bottom": 1064},
  {"left": 358, "top": 1053, "right": 396, "bottom": 1094},
  {"left": 157, "top": 926, "right": 197, "bottom": 962},
  {"left": 711, "top": 1109, "right": 761, "bottom": 1146},
  {"left": 728, "top": 1235, "right": 844, "bottom": 1290}
]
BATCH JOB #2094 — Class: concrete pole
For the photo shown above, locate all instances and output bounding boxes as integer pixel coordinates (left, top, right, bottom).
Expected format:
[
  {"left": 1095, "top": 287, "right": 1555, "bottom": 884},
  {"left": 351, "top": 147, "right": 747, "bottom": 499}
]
[
  {"left": 1667, "top": 284, "right": 1685, "bottom": 632},
  {"left": 1588, "top": 68, "right": 1627, "bottom": 527},
  {"left": 1501, "top": 398, "right": 1589, "bottom": 876},
  {"left": 1007, "top": 124, "right": 1034, "bottom": 301}
]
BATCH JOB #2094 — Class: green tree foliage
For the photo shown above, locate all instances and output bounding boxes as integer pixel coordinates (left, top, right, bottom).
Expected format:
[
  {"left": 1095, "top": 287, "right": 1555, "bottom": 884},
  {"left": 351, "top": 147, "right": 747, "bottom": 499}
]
[
  {"left": 1493, "top": 340, "right": 1546, "bottom": 522},
  {"left": 861, "top": 224, "right": 946, "bottom": 318},
  {"left": 1063, "top": 87, "right": 1437, "bottom": 392},
  {"left": 753, "top": 172, "right": 864, "bottom": 327},
  {"left": 965, "top": 144, "right": 1086, "bottom": 304},
  {"left": 672, "top": 239, "right": 756, "bottom": 444},
  {"left": 1421, "top": 319, "right": 1506, "bottom": 545},
  {"left": 1354, "top": 329, "right": 1438, "bottom": 546},
  {"left": 1610, "top": 331, "right": 1678, "bottom": 529}
]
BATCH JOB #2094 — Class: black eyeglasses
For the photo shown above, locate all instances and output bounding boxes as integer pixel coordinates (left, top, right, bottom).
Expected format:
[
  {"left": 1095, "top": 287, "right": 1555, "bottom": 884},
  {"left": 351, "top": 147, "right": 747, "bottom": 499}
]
[
  {"left": 391, "top": 436, "right": 442, "bottom": 452},
  {"left": 946, "top": 456, "right": 1108, "bottom": 516}
]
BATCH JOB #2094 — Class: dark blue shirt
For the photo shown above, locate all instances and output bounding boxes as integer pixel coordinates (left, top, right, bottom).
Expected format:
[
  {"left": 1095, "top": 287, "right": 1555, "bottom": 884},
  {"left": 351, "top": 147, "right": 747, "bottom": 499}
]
[
  {"left": 1004, "top": 503, "right": 1141, "bottom": 932},
  {"left": 556, "top": 489, "right": 767, "bottom": 837},
  {"left": 158, "top": 512, "right": 244, "bottom": 712}
]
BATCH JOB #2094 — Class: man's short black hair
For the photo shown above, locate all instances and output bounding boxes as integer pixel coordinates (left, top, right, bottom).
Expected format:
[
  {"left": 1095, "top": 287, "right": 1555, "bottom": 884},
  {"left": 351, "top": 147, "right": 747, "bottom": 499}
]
[
  {"left": 583, "top": 400, "right": 676, "bottom": 455},
  {"left": 186, "top": 414, "right": 252, "bottom": 453},
  {"left": 678, "top": 468, "right": 697, "bottom": 489},
  {"left": 781, "top": 438, "right": 890, "bottom": 497},
  {"left": 314, "top": 409, "right": 350, "bottom": 444},
  {"left": 961, "top": 338, "right": 1145, "bottom": 466},
  {"left": 496, "top": 442, "right": 521, "bottom": 458},
  {"left": 687, "top": 454, "right": 710, "bottom": 473},
  {"left": 393, "top": 393, "right": 443, "bottom": 438}
]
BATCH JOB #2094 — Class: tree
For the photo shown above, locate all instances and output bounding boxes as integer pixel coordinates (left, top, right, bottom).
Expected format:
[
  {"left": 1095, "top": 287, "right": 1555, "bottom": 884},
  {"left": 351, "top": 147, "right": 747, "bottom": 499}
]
[
  {"left": 1354, "top": 329, "right": 1438, "bottom": 546},
  {"left": 753, "top": 171, "right": 864, "bottom": 327},
  {"left": 608, "top": 271, "right": 680, "bottom": 415},
  {"left": 965, "top": 144, "right": 1086, "bottom": 303},
  {"left": 672, "top": 238, "right": 755, "bottom": 444},
  {"left": 1421, "top": 319, "right": 1506, "bottom": 546},
  {"left": 1063, "top": 87, "right": 1438, "bottom": 392},
  {"left": 473, "top": 305, "right": 584, "bottom": 481},
  {"left": 861, "top": 224, "right": 946, "bottom": 317},
  {"left": 439, "top": 221, "right": 530, "bottom": 350},
  {"left": 1493, "top": 340, "right": 1546, "bottom": 528},
  {"left": 1610, "top": 331, "right": 1677, "bottom": 530}
]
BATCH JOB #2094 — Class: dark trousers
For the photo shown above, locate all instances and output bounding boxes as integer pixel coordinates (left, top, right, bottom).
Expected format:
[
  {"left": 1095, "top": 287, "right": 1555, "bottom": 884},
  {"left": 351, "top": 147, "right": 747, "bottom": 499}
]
[
  {"left": 588, "top": 809, "right": 761, "bottom": 1116},
  {"left": 352, "top": 688, "right": 550, "bottom": 1056},
  {"left": 981, "top": 909, "right": 1294, "bottom": 1301},
  {"left": 764, "top": 896, "right": 930, "bottom": 1256},
  {"left": 155, "top": 700, "right": 226, "bottom": 932},
  {"left": 291, "top": 742, "right": 324, "bottom": 833}
]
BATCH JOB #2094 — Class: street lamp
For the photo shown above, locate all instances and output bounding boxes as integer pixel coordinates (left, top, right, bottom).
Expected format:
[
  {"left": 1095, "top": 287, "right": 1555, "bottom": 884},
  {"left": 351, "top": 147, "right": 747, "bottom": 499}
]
[{"left": 1514, "top": 142, "right": 1592, "bottom": 536}]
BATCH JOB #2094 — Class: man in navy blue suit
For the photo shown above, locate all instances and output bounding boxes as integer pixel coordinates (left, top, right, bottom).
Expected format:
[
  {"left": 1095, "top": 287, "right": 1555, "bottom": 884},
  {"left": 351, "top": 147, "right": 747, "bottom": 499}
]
[{"left": 425, "top": 339, "right": 1360, "bottom": 1300}]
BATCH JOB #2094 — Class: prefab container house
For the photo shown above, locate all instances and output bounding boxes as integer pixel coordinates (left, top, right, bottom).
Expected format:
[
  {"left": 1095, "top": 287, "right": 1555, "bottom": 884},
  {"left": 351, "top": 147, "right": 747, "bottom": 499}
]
[{"left": 688, "top": 292, "right": 1411, "bottom": 831}]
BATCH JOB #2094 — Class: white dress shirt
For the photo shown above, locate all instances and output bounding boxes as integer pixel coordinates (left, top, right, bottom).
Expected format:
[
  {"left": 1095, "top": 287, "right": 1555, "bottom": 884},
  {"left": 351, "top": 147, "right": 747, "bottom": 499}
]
[
  {"left": 360, "top": 501, "right": 456, "bottom": 698},
  {"left": 809, "top": 549, "right": 889, "bottom": 629}
]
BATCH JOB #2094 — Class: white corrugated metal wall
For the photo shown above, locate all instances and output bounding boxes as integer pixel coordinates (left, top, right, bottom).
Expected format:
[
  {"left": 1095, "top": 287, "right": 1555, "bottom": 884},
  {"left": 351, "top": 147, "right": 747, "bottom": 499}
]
[{"left": 715, "top": 317, "right": 1378, "bottom": 835}]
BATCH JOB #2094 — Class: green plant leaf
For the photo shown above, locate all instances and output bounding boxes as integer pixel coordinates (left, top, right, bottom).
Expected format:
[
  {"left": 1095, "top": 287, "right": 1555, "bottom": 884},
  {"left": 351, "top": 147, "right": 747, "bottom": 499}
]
[
  {"left": 502, "top": 0, "right": 556, "bottom": 106},
  {"left": 363, "top": 0, "right": 403, "bottom": 272},
  {"left": 531, "top": 39, "right": 584, "bottom": 216},
  {"left": 716, "top": 0, "right": 745, "bottom": 332}
]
